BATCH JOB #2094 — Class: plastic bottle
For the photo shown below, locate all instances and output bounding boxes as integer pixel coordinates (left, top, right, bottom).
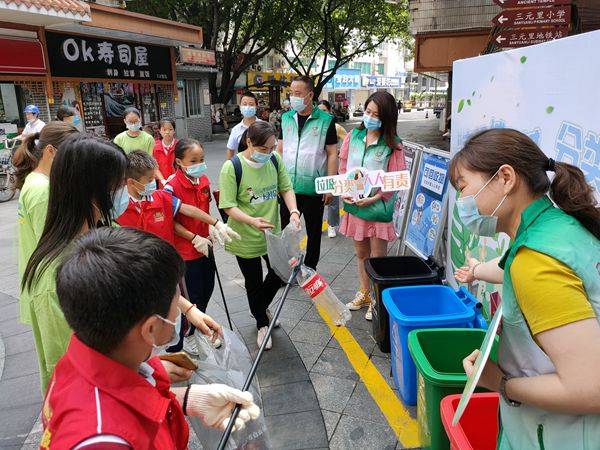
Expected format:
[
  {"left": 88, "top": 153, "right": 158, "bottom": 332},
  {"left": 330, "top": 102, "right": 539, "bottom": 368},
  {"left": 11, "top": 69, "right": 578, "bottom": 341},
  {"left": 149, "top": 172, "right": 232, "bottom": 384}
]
[{"left": 298, "top": 265, "right": 352, "bottom": 326}]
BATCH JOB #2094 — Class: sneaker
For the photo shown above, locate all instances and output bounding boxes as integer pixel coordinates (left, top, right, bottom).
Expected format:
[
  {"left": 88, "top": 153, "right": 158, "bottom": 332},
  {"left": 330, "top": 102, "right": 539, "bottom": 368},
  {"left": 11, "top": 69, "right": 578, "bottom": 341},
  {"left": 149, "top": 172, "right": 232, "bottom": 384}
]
[
  {"left": 346, "top": 290, "right": 371, "bottom": 311},
  {"left": 257, "top": 326, "right": 272, "bottom": 350},
  {"left": 327, "top": 225, "right": 337, "bottom": 238},
  {"left": 266, "top": 309, "right": 280, "bottom": 328},
  {"left": 365, "top": 303, "right": 373, "bottom": 321}
]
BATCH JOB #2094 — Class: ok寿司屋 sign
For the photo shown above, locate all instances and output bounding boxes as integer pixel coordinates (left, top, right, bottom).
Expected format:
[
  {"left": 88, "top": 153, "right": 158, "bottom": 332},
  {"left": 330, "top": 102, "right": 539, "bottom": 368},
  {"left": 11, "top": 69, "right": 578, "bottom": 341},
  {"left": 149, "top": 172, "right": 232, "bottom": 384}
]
[
  {"left": 448, "top": 30, "right": 600, "bottom": 313},
  {"left": 45, "top": 32, "right": 173, "bottom": 81}
]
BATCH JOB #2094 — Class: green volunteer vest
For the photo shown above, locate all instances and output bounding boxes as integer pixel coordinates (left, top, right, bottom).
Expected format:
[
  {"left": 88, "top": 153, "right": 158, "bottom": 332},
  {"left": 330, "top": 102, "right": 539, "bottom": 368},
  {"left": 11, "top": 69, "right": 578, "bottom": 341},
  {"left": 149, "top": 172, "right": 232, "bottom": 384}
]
[
  {"left": 497, "top": 195, "right": 600, "bottom": 450},
  {"left": 343, "top": 128, "right": 399, "bottom": 222},
  {"left": 281, "top": 107, "right": 333, "bottom": 195}
]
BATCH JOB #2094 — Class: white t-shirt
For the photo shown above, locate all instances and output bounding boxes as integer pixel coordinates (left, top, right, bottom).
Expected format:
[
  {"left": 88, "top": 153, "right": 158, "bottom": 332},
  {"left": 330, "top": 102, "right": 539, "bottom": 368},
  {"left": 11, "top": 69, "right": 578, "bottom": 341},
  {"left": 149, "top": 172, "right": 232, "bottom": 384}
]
[
  {"left": 22, "top": 119, "right": 45, "bottom": 137},
  {"left": 226, "top": 118, "right": 264, "bottom": 153}
]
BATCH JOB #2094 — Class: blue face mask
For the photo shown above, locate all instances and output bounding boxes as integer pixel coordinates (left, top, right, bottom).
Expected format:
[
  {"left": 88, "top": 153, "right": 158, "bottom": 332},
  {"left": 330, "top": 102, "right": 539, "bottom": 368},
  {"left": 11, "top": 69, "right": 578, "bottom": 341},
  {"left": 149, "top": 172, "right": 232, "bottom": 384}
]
[
  {"left": 185, "top": 162, "right": 207, "bottom": 178},
  {"left": 252, "top": 151, "right": 272, "bottom": 165},
  {"left": 126, "top": 122, "right": 141, "bottom": 132},
  {"left": 290, "top": 96, "right": 307, "bottom": 113},
  {"left": 111, "top": 185, "right": 130, "bottom": 219},
  {"left": 455, "top": 170, "right": 507, "bottom": 237},
  {"left": 363, "top": 114, "right": 382, "bottom": 130},
  {"left": 240, "top": 106, "right": 256, "bottom": 118},
  {"left": 73, "top": 116, "right": 81, "bottom": 126},
  {"left": 138, "top": 179, "right": 156, "bottom": 198}
]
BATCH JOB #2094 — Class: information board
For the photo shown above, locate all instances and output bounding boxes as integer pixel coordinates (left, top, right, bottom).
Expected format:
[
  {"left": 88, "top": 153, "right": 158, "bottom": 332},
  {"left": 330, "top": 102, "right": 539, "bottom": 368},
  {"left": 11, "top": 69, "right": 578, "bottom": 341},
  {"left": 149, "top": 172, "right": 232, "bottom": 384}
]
[{"left": 404, "top": 148, "right": 451, "bottom": 260}]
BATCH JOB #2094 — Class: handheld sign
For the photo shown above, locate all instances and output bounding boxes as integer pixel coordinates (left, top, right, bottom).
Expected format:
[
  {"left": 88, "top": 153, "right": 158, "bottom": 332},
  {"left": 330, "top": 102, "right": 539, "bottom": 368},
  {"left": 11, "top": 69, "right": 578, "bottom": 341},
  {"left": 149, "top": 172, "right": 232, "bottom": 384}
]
[
  {"left": 452, "top": 304, "right": 503, "bottom": 425},
  {"left": 315, "top": 167, "right": 411, "bottom": 201}
]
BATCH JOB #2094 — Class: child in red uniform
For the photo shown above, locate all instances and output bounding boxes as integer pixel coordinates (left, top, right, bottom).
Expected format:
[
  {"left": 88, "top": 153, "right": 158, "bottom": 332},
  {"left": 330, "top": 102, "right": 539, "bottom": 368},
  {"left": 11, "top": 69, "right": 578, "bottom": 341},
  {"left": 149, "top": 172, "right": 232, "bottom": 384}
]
[
  {"left": 153, "top": 119, "right": 178, "bottom": 185},
  {"left": 41, "top": 227, "right": 259, "bottom": 449},
  {"left": 166, "top": 139, "right": 239, "bottom": 353}
]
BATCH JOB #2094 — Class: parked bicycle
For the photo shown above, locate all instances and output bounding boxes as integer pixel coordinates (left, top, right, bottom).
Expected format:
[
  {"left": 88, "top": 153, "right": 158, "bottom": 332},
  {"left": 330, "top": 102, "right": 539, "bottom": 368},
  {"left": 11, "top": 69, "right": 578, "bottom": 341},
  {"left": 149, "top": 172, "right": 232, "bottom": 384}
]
[{"left": 0, "top": 138, "right": 19, "bottom": 203}]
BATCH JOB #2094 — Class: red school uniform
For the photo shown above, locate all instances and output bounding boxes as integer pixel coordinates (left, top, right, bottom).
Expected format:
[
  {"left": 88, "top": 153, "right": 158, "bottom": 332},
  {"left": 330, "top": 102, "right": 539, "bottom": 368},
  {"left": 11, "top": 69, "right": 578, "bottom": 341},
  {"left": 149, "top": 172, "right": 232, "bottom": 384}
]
[
  {"left": 165, "top": 169, "right": 210, "bottom": 261},
  {"left": 116, "top": 190, "right": 181, "bottom": 246},
  {"left": 153, "top": 139, "right": 178, "bottom": 180},
  {"left": 40, "top": 335, "right": 189, "bottom": 450}
]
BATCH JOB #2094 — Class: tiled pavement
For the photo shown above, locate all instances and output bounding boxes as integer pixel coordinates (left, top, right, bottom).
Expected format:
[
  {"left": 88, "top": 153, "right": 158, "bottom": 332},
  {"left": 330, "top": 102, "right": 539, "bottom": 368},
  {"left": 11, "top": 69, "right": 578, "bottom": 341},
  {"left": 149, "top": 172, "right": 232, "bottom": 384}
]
[{"left": 0, "top": 115, "right": 442, "bottom": 449}]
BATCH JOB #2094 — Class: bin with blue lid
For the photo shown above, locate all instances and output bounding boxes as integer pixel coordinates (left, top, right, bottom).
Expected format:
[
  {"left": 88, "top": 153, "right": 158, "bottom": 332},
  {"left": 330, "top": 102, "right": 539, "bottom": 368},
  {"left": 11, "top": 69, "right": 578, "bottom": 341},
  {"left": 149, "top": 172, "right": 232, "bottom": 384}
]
[{"left": 382, "top": 285, "right": 487, "bottom": 406}]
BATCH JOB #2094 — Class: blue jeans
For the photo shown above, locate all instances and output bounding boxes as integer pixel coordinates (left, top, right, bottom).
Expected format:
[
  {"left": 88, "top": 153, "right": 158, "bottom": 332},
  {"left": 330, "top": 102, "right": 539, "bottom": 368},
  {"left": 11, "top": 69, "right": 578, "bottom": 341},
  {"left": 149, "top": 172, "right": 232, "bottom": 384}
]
[{"left": 327, "top": 195, "right": 340, "bottom": 227}]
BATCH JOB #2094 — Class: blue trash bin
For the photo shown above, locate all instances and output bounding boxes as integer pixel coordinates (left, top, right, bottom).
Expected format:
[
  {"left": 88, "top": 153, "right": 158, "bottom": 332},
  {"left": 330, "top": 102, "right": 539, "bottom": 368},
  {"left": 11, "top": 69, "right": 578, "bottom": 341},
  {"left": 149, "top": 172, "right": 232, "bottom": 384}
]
[{"left": 383, "top": 285, "right": 480, "bottom": 406}]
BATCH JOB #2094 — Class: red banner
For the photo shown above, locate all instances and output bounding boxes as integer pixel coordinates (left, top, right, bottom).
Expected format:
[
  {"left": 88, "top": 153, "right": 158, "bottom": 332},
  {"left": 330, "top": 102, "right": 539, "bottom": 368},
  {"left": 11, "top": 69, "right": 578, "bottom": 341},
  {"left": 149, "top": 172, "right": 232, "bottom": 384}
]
[
  {"left": 495, "top": 26, "right": 569, "bottom": 47},
  {"left": 493, "top": 6, "right": 571, "bottom": 26},
  {"left": 0, "top": 37, "right": 46, "bottom": 75}
]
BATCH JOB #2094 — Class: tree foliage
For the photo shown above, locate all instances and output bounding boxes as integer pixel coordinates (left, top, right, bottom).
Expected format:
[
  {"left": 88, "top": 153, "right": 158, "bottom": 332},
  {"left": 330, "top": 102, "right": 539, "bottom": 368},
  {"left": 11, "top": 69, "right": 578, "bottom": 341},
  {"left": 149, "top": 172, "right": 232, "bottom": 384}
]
[
  {"left": 128, "top": 0, "right": 301, "bottom": 104},
  {"left": 279, "top": 0, "right": 411, "bottom": 97}
]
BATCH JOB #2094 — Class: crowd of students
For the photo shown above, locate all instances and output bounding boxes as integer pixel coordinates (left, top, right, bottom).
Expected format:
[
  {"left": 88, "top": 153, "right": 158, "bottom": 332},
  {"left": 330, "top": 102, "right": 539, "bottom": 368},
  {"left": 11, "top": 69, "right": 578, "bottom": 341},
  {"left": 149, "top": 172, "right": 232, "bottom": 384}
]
[{"left": 12, "top": 73, "right": 600, "bottom": 449}]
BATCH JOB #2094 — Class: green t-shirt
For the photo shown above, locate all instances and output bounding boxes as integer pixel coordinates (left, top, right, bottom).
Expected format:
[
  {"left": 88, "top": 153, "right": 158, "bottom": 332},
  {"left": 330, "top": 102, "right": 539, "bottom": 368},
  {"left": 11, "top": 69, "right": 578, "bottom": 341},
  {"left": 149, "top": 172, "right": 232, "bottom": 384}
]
[
  {"left": 113, "top": 130, "right": 155, "bottom": 154},
  {"left": 219, "top": 152, "right": 292, "bottom": 259},
  {"left": 17, "top": 171, "right": 49, "bottom": 324}
]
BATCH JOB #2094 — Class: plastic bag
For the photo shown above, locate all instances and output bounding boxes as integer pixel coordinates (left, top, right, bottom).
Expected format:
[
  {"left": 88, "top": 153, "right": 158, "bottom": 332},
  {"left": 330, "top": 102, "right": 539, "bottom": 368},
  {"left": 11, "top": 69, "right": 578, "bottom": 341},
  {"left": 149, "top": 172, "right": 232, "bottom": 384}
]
[
  {"left": 265, "top": 219, "right": 307, "bottom": 282},
  {"left": 187, "top": 329, "right": 270, "bottom": 450}
]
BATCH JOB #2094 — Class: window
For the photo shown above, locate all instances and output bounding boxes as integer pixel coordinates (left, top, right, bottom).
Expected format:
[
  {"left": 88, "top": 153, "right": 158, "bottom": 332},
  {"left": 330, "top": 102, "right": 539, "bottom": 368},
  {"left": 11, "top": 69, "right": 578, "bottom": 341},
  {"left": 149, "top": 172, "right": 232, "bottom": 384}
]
[
  {"left": 0, "top": 83, "right": 22, "bottom": 126},
  {"left": 352, "top": 62, "right": 371, "bottom": 74},
  {"left": 185, "top": 79, "right": 203, "bottom": 117},
  {"left": 377, "top": 63, "right": 385, "bottom": 75}
]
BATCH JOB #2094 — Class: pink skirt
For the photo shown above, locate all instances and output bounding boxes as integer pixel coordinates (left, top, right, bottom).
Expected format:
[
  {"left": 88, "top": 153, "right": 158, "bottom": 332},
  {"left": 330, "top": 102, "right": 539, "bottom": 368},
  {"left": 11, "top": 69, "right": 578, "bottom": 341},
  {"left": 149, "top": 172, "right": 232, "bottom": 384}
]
[{"left": 339, "top": 213, "right": 397, "bottom": 242}]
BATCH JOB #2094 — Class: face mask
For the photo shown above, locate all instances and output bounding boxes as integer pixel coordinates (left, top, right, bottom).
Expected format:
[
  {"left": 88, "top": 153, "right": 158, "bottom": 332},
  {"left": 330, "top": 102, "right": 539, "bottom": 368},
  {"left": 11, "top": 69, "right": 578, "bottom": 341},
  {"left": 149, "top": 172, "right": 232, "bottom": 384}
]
[
  {"left": 185, "top": 162, "right": 207, "bottom": 178},
  {"left": 126, "top": 122, "right": 141, "bottom": 132},
  {"left": 152, "top": 313, "right": 181, "bottom": 354},
  {"left": 136, "top": 179, "right": 156, "bottom": 198},
  {"left": 73, "top": 116, "right": 81, "bottom": 126},
  {"left": 252, "top": 151, "right": 271, "bottom": 165},
  {"left": 110, "top": 185, "right": 130, "bottom": 219},
  {"left": 240, "top": 106, "right": 256, "bottom": 118},
  {"left": 456, "top": 170, "right": 507, "bottom": 237},
  {"left": 290, "top": 96, "right": 307, "bottom": 113},
  {"left": 363, "top": 114, "right": 381, "bottom": 130}
]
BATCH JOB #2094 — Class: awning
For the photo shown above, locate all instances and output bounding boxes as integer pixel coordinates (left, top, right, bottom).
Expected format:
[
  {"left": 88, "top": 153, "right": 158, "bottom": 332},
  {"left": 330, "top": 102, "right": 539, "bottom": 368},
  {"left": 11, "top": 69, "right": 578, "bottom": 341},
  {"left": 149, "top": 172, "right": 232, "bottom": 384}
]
[
  {"left": 0, "top": 0, "right": 91, "bottom": 25},
  {"left": 0, "top": 37, "right": 46, "bottom": 75}
]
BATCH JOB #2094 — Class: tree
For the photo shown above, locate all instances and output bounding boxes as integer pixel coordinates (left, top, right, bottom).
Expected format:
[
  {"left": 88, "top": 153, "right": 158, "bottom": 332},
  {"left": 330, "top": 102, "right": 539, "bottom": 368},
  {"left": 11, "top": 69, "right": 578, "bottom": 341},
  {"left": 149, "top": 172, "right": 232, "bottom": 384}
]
[
  {"left": 128, "top": 0, "right": 301, "bottom": 104},
  {"left": 277, "top": 0, "right": 411, "bottom": 98}
]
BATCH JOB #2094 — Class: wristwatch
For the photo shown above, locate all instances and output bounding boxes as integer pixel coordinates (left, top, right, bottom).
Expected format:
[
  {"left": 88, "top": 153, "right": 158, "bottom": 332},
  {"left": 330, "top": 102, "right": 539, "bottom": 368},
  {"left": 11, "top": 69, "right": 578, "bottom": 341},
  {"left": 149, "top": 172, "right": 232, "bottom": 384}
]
[
  {"left": 500, "top": 375, "right": 521, "bottom": 407},
  {"left": 290, "top": 209, "right": 301, "bottom": 217}
]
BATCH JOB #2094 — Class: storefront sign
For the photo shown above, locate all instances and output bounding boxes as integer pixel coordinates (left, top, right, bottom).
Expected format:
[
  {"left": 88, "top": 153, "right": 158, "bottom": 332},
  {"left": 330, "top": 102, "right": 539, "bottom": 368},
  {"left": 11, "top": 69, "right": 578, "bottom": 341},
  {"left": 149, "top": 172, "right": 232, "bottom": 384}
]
[
  {"left": 492, "top": 6, "right": 571, "bottom": 27},
  {"left": 324, "top": 69, "right": 362, "bottom": 90},
  {"left": 495, "top": 26, "right": 568, "bottom": 47},
  {"left": 361, "top": 75, "right": 403, "bottom": 88},
  {"left": 45, "top": 32, "right": 173, "bottom": 81},
  {"left": 247, "top": 71, "right": 293, "bottom": 89},
  {"left": 315, "top": 168, "right": 411, "bottom": 200},
  {"left": 179, "top": 47, "right": 216, "bottom": 66},
  {"left": 404, "top": 149, "right": 450, "bottom": 260},
  {"left": 0, "top": 37, "right": 46, "bottom": 75}
]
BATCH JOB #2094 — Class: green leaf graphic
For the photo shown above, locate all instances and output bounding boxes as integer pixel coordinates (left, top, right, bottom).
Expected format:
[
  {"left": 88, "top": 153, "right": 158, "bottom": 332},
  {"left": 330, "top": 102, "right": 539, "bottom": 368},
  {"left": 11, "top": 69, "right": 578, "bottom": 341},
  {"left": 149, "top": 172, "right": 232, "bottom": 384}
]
[
  {"left": 520, "top": 56, "right": 527, "bottom": 64},
  {"left": 546, "top": 106, "right": 554, "bottom": 114},
  {"left": 467, "top": 99, "right": 472, "bottom": 106},
  {"left": 458, "top": 99, "right": 465, "bottom": 113},
  {"left": 472, "top": 91, "right": 476, "bottom": 97}
]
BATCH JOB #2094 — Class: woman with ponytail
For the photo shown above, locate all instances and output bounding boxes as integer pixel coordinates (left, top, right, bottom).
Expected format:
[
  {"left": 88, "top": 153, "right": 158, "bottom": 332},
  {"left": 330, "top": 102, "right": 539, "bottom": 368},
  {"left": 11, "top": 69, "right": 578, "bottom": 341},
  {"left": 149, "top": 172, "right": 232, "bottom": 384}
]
[
  {"left": 450, "top": 128, "right": 600, "bottom": 449},
  {"left": 13, "top": 121, "right": 79, "bottom": 325}
]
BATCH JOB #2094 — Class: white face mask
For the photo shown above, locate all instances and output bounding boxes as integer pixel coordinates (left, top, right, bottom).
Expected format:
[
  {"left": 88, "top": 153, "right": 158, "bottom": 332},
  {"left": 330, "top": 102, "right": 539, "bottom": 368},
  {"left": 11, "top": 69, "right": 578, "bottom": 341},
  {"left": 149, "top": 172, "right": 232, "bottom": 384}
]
[{"left": 151, "top": 313, "right": 181, "bottom": 355}]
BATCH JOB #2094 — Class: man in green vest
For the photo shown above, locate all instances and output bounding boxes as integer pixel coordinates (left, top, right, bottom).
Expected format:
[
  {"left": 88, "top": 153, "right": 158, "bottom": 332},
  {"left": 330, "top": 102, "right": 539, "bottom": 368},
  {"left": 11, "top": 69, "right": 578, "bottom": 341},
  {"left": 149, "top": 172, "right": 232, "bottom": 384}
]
[{"left": 277, "top": 76, "right": 339, "bottom": 269}]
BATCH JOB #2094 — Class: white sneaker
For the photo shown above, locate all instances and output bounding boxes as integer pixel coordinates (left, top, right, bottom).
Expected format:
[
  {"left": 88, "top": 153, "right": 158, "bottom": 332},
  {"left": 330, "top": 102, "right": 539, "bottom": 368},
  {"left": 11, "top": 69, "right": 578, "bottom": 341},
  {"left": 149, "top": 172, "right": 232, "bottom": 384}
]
[
  {"left": 365, "top": 303, "right": 373, "bottom": 321},
  {"left": 257, "top": 326, "right": 272, "bottom": 350},
  {"left": 266, "top": 308, "right": 281, "bottom": 328},
  {"left": 346, "top": 290, "right": 371, "bottom": 311},
  {"left": 327, "top": 226, "right": 337, "bottom": 238}
]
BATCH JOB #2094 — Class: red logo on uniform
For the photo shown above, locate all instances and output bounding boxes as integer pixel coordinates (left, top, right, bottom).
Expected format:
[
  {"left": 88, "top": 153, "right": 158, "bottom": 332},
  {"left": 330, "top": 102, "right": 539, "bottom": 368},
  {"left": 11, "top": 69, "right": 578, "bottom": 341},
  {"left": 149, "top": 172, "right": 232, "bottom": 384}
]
[{"left": 153, "top": 212, "right": 165, "bottom": 223}]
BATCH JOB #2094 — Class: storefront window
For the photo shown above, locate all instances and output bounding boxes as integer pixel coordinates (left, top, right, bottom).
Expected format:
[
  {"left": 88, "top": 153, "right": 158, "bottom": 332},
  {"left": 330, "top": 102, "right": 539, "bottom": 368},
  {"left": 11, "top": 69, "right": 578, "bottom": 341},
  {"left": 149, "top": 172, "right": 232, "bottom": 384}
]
[
  {"left": 0, "top": 83, "right": 22, "bottom": 126},
  {"left": 185, "top": 79, "right": 203, "bottom": 117}
]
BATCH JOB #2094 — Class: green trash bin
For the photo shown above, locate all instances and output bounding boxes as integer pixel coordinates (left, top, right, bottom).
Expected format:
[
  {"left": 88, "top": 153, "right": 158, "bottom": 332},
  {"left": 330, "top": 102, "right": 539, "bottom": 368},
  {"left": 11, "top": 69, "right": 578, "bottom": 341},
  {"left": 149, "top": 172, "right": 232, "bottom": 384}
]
[{"left": 408, "top": 328, "right": 498, "bottom": 450}]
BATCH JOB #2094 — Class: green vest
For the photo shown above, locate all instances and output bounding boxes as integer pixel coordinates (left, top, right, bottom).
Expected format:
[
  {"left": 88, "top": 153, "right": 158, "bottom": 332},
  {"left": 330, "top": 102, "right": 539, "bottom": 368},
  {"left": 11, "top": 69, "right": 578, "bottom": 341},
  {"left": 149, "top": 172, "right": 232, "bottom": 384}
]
[
  {"left": 281, "top": 107, "right": 333, "bottom": 195},
  {"left": 343, "top": 128, "right": 399, "bottom": 223},
  {"left": 498, "top": 196, "right": 600, "bottom": 450}
]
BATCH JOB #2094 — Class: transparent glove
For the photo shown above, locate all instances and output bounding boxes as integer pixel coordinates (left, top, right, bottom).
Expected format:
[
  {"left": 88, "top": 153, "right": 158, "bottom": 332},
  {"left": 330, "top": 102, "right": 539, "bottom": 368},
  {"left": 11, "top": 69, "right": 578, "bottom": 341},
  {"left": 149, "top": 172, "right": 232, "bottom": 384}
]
[
  {"left": 210, "top": 221, "right": 241, "bottom": 245},
  {"left": 186, "top": 384, "right": 261, "bottom": 432},
  {"left": 192, "top": 235, "right": 212, "bottom": 256}
]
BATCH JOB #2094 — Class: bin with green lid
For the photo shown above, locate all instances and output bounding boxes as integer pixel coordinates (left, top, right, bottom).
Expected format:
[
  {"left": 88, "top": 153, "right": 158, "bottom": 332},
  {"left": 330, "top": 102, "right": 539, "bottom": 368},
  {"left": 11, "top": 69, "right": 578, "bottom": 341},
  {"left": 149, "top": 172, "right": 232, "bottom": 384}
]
[{"left": 408, "top": 328, "right": 499, "bottom": 450}]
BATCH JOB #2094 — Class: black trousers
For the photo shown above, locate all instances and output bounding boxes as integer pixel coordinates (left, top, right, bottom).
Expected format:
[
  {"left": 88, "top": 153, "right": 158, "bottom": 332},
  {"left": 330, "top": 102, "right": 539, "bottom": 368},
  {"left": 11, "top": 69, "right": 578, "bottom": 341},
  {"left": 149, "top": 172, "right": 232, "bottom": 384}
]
[
  {"left": 167, "top": 256, "right": 215, "bottom": 352},
  {"left": 236, "top": 255, "right": 285, "bottom": 329},
  {"left": 280, "top": 194, "right": 325, "bottom": 270}
]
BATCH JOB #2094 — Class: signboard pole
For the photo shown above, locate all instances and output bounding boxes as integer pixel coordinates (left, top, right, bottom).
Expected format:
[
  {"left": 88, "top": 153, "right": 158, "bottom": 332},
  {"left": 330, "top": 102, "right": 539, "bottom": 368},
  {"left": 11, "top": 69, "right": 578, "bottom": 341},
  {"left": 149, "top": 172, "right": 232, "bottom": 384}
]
[{"left": 395, "top": 145, "right": 423, "bottom": 256}]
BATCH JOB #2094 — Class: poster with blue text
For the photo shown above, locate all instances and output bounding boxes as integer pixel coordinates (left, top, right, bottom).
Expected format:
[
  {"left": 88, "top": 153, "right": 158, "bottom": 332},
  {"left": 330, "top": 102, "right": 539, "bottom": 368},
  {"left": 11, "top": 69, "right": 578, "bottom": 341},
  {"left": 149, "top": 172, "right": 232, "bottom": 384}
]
[
  {"left": 448, "top": 30, "right": 600, "bottom": 315},
  {"left": 404, "top": 150, "right": 450, "bottom": 259}
]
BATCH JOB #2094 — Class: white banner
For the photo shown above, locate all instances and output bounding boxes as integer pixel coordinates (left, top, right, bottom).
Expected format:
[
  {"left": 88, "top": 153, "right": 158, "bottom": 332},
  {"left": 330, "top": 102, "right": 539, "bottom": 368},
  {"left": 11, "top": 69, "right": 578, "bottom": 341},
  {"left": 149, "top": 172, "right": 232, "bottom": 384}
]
[{"left": 447, "top": 30, "right": 600, "bottom": 314}]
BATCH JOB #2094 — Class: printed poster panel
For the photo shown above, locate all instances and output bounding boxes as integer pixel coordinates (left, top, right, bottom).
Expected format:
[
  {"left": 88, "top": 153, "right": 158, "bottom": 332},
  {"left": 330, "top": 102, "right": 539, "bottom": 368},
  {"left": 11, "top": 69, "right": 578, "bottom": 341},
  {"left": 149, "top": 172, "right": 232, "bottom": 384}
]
[
  {"left": 448, "top": 30, "right": 600, "bottom": 315},
  {"left": 393, "top": 141, "right": 421, "bottom": 237},
  {"left": 404, "top": 149, "right": 451, "bottom": 259}
]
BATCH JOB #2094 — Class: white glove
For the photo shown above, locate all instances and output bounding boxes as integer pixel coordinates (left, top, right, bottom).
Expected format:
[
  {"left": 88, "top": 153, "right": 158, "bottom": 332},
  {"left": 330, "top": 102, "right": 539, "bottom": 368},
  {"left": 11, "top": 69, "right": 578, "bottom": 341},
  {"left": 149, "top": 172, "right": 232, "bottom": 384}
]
[
  {"left": 210, "top": 220, "right": 241, "bottom": 245},
  {"left": 191, "top": 235, "right": 212, "bottom": 256},
  {"left": 186, "top": 384, "right": 261, "bottom": 432}
]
